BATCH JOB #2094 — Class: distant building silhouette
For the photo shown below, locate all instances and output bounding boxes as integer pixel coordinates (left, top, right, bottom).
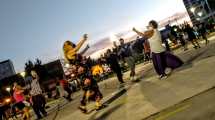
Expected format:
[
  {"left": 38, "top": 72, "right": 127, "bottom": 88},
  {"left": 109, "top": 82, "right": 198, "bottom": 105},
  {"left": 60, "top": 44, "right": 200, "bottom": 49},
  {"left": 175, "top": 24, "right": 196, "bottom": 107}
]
[{"left": 0, "top": 60, "right": 16, "bottom": 80}]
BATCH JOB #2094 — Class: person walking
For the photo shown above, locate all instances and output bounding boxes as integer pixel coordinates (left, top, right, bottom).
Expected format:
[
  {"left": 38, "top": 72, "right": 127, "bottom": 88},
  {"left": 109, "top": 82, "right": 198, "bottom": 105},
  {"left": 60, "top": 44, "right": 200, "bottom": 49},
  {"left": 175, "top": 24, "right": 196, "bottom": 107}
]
[
  {"left": 118, "top": 38, "right": 137, "bottom": 81},
  {"left": 178, "top": 27, "right": 188, "bottom": 51},
  {"left": 106, "top": 49, "right": 124, "bottom": 84},
  {"left": 133, "top": 20, "right": 183, "bottom": 79},
  {"left": 198, "top": 23, "right": 209, "bottom": 45},
  {"left": 131, "top": 36, "right": 145, "bottom": 63},
  {"left": 184, "top": 24, "right": 201, "bottom": 49},
  {"left": 30, "top": 70, "right": 47, "bottom": 120},
  {"left": 59, "top": 76, "right": 73, "bottom": 101},
  {"left": 77, "top": 65, "right": 104, "bottom": 113}
]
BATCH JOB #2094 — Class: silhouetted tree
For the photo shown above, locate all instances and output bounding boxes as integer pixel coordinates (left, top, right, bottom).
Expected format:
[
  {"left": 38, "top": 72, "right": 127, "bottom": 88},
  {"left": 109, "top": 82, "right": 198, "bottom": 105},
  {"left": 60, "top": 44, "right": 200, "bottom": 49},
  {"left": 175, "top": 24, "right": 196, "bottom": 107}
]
[
  {"left": 34, "top": 58, "right": 49, "bottom": 82},
  {"left": 24, "top": 58, "right": 49, "bottom": 80},
  {"left": 24, "top": 60, "right": 34, "bottom": 77}
]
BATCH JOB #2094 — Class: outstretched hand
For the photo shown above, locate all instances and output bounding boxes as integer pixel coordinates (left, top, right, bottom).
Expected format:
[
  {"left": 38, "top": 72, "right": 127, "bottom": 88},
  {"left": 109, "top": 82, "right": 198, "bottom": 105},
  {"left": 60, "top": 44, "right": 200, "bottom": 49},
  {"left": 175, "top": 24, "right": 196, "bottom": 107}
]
[
  {"left": 132, "top": 27, "right": 137, "bottom": 32},
  {"left": 83, "top": 34, "right": 88, "bottom": 40}
]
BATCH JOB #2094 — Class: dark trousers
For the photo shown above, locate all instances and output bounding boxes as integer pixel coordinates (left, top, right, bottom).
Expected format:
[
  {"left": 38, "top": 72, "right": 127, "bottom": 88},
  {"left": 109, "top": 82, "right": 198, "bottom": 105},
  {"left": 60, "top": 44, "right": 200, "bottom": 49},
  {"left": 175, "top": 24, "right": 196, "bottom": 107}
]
[
  {"left": 201, "top": 33, "right": 208, "bottom": 42},
  {"left": 152, "top": 52, "right": 166, "bottom": 75},
  {"left": 32, "top": 94, "right": 47, "bottom": 119},
  {"left": 152, "top": 52, "right": 183, "bottom": 75},
  {"left": 144, "top": 52, "right": 151, "bottom": 61},
  {"left": 64, "top": 87, "right": 72, "bottom": 99},
  {"left": 113, "top": 69, "right": 124, "bottom": 83},
  {"left": 80, "top": 91, "right": 87, "bottom": 106}
]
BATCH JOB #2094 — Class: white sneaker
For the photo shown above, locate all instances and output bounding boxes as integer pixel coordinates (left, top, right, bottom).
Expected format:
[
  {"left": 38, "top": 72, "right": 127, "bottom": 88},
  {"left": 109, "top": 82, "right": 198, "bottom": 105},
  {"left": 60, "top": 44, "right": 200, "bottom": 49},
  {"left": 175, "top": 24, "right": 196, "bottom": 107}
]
[
  {"left": 165, "top": 68, "right": 172, "bottom": 75},
  {"left": 159, "top": 74, "right": 168, "bottom": 80}
]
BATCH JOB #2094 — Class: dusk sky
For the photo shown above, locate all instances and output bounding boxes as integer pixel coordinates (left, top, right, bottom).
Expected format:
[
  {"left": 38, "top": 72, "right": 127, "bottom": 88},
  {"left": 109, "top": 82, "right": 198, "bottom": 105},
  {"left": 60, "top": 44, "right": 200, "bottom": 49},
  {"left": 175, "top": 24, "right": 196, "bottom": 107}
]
[{"left": 0, "top": 0, "right": 186, "bottom": 72}]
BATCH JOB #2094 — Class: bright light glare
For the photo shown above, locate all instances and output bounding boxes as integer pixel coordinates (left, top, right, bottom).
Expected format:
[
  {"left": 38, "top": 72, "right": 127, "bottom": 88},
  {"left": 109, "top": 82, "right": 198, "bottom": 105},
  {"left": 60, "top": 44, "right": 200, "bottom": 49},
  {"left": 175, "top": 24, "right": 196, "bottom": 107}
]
[
  {"left": 6, "top": 87, "right": 11, "bottom": 92},
  {"left": 109, "top": 33, "right": 118, "bottom": 42},
  {"left": 5, "top": 98, "right": 11, "bottom": 103},
  {"left": 20, "top": 71, "right": 26, "bottom": 77},
  {"left": 65, "top": 64, "right": 70, "bottom": 68},
  {"left": 190, "top": 7, "right": 196, "bottom": 13},
  {"left": 197, "top": 12, "right": 203, "bottom": 17}
]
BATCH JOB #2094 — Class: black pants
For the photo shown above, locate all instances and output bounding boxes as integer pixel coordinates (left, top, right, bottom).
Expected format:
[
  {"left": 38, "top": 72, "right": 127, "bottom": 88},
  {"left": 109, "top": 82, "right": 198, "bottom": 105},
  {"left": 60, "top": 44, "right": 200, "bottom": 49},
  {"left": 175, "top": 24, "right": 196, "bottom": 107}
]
[
  {"left": 80, "top": 87, "right": 103, "bottom": 106},
  {"left": 64, "top": 87, "right": 72, "bottom": 100},
  {"left": 80, "top": 91, "right": 87, "bottom": 106},
  {"left": 144, "top": 52, "right": 151, "bottom": 61},
  {"left": 32, "top": 94, "right": 47, "bottom": 119},
  {"left": 201, "top": 33, "right": 208, "bottom": 42},
  {"left": 112, "top": 68, "right": 124, "bottom": 83}
]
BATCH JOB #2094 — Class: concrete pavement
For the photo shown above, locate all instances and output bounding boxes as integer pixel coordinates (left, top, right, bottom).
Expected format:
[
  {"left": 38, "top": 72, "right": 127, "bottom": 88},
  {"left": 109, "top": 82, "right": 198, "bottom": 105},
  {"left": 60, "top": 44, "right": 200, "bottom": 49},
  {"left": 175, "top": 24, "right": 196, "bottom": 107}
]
[{"left": 145, "top": 87, "right": 215, "bottom": 120}]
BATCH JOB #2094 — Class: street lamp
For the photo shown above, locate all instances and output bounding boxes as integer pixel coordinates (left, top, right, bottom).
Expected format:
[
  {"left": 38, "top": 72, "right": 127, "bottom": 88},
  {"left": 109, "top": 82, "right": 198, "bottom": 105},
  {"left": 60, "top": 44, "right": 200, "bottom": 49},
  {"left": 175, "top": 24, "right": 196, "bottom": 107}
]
[
  {"left": 197, "top": 12, "right": 203, "bottom": 17},
  {"left": 6, "top": 87, "right": 11, "bottom": 92},
  {"left": 190, "top": 7, "right": 196, "bottom": 13},
  {"left": 6, "top": 87, "right": 11, "bottom": 97},
  {"left": 196, "top": 18, "right": 201, "bottom": 21},
  {"left": 20, "top": 71, "right": 27, "bottom": 86},
  {"left": 65, "top": 63, "right": 70, "bottom": 68},
  {"left": 20, "top": 71, "right": 26, "bottom": 78},
  {"left": 5, "top": 98, "right": 11, "bottom": 103}
]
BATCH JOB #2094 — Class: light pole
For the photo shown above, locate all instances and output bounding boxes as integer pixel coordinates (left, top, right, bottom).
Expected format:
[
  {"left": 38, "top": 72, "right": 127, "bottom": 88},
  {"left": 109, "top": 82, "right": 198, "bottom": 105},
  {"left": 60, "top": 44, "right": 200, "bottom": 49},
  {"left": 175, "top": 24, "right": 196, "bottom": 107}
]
[
  {"left": 6, "top": 87, "right": 11, "bottom": 93},
  {"left": 197, "top": 11, "right": 203, "bottom": 17},
  {"left": 190, "top": 7, "right": 196, "bottom": 13},
  {"left": 190, "top": 5, "right": 205, "bottom": 21},
  {"left": 20, "top": 71, "right": 26, "bottom": 78},
  {"left": 20, "top": 71, "right": 27, "bottom": 86},
  {"left": 205, "top": 0, "right": 215, "bottom": 22},
  {"left": 6, "top": 87, "right": 11, "bottom": 96}
]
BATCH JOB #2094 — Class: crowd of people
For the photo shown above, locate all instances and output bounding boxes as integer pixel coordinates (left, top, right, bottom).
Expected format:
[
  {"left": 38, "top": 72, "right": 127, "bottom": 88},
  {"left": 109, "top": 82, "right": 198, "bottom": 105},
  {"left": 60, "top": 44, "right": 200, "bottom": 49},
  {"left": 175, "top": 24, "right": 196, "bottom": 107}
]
[
  {"left": 167, "top": 22, "right": 213, "bottom": 51},
  {"left": 62, "top": 20, "right": 178, "bottom": 114},
  {"left": 0, "top": 20, "right": 214, "bottom": 119},
  {"left": 0, "top": 70, "right": 47, "bottom": 120},
  {"left": 61, "top": 20, "right": 214, "bottom": 113}
]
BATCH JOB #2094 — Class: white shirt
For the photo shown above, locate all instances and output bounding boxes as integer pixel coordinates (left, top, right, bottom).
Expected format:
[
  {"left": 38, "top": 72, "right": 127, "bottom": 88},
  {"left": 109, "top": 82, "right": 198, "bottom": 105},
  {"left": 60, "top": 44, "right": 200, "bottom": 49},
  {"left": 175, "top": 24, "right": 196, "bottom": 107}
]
[
  {"left": 148, "top": 29, "right": 166, "bottom": 53},
  {"left": 30, "top": 78, "right": 43, "bottom": 96}
]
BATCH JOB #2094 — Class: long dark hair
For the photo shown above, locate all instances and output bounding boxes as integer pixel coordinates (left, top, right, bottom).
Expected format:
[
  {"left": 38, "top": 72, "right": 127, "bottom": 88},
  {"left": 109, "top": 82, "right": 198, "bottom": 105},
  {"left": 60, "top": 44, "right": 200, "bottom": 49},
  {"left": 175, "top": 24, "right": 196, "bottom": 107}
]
[
  {"left": 149, "top": 20, "right": 158, "bottom": 29},
  {"left": 64, "top": 41, "right": 76, "bottom": 48}
]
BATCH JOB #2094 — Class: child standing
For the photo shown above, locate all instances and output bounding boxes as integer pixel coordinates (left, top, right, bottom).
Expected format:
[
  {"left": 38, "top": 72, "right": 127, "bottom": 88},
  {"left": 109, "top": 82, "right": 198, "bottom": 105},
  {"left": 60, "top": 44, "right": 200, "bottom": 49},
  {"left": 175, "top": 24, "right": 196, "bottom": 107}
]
[{"left": 77, "top": 65, "right": 103, "bottom": 113}]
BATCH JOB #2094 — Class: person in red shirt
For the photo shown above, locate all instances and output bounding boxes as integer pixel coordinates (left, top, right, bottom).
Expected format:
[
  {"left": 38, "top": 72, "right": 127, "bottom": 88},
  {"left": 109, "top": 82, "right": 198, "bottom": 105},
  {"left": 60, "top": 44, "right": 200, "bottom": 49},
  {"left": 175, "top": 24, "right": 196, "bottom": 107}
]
[
  {"left": 12, "top": 82, "right": 30, "bottom": 120},
  {"left": 59, "top": 76, "right": 73, "bottom": 101}
]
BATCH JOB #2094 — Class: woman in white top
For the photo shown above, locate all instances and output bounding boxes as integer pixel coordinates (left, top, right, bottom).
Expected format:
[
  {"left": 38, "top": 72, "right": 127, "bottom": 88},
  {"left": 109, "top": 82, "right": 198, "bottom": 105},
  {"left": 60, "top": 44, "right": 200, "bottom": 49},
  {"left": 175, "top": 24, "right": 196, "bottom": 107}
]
[{"left": 133, "top": 20, "right": 183, "bottom": 79}]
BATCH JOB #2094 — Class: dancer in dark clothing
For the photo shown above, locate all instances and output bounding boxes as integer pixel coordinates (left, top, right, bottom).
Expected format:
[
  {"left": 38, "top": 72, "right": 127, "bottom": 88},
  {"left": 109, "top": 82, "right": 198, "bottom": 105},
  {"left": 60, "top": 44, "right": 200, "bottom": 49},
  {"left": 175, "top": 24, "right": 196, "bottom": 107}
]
[
  {"left": 106, "top": 49, "right": 124, "bottom": 84},
  {"left": 118, "top": 38, "right": 137, "bottom": 81},
  {"left": 77, "top": 64, "right": 103, "bottom": 113},
  {"left": 198, "top": 23, "right": 209, "bottom": 45},
  {"left": 30, "top": 70, "right": 47, "bottom": 120},
  {"left": 178, "top": 28, "right": 188, "bottom": 51},
  {"left": 184, "top": 24, "right": 201, "bottom": 49}
]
